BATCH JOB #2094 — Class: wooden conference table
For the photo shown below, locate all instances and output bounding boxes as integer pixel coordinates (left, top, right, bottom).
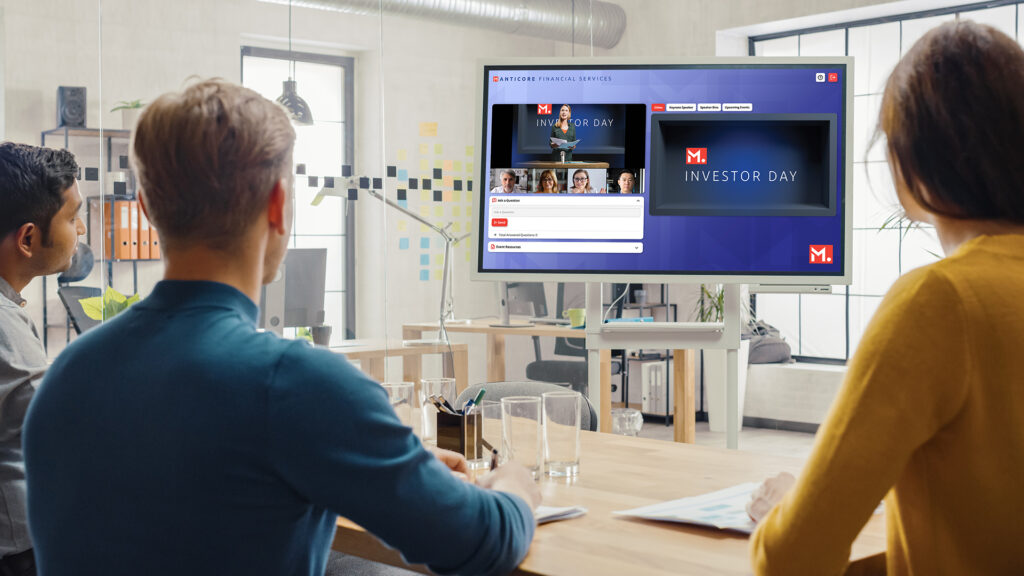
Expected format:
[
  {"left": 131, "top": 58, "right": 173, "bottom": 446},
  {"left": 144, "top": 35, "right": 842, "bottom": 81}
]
[
  {"left": 402, "top": 318, "right": 697, "bottom": 442},
  {"left": 332, "top": 432, "right": 886, "bottom": 575},
  {"left": 331, "top": 339, "right": 469, "bottom": 393}
]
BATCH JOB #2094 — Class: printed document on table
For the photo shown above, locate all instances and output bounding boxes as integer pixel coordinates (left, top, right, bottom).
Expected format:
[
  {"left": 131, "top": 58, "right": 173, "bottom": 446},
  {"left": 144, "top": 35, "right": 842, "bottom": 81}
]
[
  {"left": 614, "top": 483, "right": 760, "bottom": 534},
  {"left": 614, "top": 483, "right": 885, "bottom": 535},
  {"left": 549, "top": 137, "right": 581, "bottom": 150}
]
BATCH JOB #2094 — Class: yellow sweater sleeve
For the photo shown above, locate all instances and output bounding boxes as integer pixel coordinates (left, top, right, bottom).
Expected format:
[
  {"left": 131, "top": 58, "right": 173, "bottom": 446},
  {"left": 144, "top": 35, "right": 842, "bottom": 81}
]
[{"left": 749, "top": 266, "right": 971, "bottom": 575}]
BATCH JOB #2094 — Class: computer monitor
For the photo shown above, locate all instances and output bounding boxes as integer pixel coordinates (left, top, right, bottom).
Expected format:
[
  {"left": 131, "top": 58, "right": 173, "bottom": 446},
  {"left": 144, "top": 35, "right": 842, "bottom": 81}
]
[
  {"left": 506, "top": 282, "right": 548, "bottom": 317},
  {"left": 472, "top": 58, "right": 853, "bottom": 285},
  {"left": 260, "top": 248, "right": 327, "bottom": 334}
]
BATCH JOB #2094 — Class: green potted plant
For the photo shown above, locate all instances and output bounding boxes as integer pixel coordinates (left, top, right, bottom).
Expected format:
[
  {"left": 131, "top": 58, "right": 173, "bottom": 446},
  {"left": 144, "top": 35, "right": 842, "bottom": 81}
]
[
  {"left": 111, "top": 100, "right": 145, "bottom": 130},
  {"left": 79, "top": 287, "right": 141, "bottom": 321}
]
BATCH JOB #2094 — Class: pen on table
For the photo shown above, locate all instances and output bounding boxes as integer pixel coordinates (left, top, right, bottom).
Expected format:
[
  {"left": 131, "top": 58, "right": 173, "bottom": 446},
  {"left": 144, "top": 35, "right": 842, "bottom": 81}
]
[{"left": 462, "top": 388, "right": 487, "bottom": 414}]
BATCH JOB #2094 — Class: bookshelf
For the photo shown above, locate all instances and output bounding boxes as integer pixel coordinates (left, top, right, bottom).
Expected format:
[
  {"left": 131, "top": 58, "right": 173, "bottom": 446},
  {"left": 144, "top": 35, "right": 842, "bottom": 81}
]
[{"left": 40, "top": 127, "right": 159, "bottom": 352}]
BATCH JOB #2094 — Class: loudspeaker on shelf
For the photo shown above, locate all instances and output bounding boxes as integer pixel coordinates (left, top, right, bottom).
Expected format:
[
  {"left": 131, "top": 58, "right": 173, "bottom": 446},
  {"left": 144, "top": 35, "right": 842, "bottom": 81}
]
[{"left": 57, "top": 86, "right": 87, "bottom": 128}]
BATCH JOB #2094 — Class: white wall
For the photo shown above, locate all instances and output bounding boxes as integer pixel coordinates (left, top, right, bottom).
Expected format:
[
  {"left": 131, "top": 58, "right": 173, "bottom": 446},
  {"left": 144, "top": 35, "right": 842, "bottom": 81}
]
[{"left": 4, "top": 0, "right": 892, "bottom": 384}]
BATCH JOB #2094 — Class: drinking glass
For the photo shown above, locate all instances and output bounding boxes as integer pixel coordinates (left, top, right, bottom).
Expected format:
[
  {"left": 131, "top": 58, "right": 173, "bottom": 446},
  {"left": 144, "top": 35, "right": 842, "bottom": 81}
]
[
  {"left": 543, "top": 391, "right": 581, "bottom": 477},
  {"left": 381, "top": 382, "right": 416, "bottom": 429},
  {"left": 501, "top": 396, "right": 542, "bottom": 480},
  {"left": 419, "top": 378, "right": 456, "bottom": 446},
  {"left": 465, "top": 400, "right": 503, "bottom": 481},
  {"left": 611, "top": 407, "right": 644, "bottom": 437}
]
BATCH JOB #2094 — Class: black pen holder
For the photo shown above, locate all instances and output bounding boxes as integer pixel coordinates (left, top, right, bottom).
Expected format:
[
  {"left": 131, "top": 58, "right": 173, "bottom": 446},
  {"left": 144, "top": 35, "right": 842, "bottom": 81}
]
[{"left": 436, "top": 411, "right": 483, "bottom": 459}]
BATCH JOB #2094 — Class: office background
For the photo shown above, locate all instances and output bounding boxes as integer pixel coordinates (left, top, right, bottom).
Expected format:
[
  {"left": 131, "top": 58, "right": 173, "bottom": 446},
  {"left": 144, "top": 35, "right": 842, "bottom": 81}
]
[{"left": 4, "top": 0, "right": 1016, "bottom": 431}]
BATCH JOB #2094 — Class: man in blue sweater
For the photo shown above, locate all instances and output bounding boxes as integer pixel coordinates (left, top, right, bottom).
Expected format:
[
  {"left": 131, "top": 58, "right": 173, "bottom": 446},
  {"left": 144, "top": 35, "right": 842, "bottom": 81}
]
[{"left": 24, "top": 79, "right": 539, "bottom": 576}]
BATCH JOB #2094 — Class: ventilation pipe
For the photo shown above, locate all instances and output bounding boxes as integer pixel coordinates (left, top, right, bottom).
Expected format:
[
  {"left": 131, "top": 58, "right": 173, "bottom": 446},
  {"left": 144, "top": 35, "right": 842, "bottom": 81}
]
[{"left": 258, "top": 0, "right": 627, "bottom": 49}]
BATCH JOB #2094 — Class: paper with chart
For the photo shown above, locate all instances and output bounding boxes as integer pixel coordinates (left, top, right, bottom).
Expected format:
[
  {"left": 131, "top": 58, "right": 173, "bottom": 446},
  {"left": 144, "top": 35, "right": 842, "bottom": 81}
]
[
  {"left": 614, "top": 482, "right": 760, "bottom": 534},
  {"left": 614, "top": 483, "right": 886, "bottom": 535},
  {"left": 550, "top": 136, "right": 581, "bottom": 150}
]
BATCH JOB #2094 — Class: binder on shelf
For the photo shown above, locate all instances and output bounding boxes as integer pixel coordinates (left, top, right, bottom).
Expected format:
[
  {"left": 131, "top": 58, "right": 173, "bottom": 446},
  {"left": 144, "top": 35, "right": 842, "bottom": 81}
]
[
  {"left": 129, "top": 201, "right": 139, "bottom": 260},
  {"left": 114, "top": 200, "right": 131, "bottom": 260},
  {"left": 138, "top": 206, "right": 151, "bottom": 260},
  {"left": 95, "top": 196, "right": 115, "bottom": 260},
  {"left": 150, "top": 226, "right": 161, "bottom": 260}
]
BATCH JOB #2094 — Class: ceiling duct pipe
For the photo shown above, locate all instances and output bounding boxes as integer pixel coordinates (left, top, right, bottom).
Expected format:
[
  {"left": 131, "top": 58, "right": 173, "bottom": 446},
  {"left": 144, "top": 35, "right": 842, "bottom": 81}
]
[{"left": 258, "top": 0, "right": 627, "bottom": 49}]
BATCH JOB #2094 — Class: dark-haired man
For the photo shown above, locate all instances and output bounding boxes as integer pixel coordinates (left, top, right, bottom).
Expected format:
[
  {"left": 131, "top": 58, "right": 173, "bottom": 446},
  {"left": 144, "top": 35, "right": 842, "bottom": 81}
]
[
  {"left": 0, "top": 142, "right": 84, "bottom": 576},
  {"left": 24, "top": 80, "right": 538, "bottom": 576}
]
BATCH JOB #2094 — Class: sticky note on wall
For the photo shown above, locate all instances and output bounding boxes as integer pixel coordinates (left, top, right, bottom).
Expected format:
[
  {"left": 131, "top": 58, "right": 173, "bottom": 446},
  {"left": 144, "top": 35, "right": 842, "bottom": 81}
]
[{"left": 419, "top": 122, "right": 438, "bottom": 137}]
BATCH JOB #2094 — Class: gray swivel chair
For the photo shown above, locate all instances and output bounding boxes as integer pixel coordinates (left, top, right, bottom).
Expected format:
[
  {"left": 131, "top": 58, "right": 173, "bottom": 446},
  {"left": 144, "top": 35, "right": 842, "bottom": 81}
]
[
  {"left": 525, "top": 283, "right": 623, "bottom": 397},
  {"left": 455, "top": 381, "right": 597, "bottom": 432}
]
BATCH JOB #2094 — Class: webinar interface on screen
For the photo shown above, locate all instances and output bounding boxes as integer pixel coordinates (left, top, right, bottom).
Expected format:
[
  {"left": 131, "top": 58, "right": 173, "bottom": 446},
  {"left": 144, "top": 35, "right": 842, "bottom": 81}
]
[{"left": 480, "top": 65, "right": 846, "bottom": 276}]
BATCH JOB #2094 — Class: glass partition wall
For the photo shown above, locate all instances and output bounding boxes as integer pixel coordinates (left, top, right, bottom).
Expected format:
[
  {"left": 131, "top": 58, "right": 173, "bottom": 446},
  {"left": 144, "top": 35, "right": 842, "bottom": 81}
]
[{"left": 20, "top": 0, "right": 607, "bottom": 382}]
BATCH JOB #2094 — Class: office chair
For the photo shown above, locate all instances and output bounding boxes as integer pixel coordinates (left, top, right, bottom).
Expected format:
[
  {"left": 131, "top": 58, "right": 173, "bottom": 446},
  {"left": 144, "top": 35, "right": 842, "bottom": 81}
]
[
  {"left": 524, "top": 283, "right": 623, "bottom": 397},
  {"left": 56, "top": 244, "right": 101, "bottom": 335},
  {"left": 455, "top": 381, "right": 598, "bottom": 432}
]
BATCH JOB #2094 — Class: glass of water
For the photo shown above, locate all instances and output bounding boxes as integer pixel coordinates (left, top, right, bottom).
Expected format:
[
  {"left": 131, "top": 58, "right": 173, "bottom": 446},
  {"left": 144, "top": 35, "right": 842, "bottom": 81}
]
[
  {"left": 381, "top": 382, "right": 416, "bottom": 429},
  {"left": 501, "top": 396, "right": 542, "bottom": 480},
  {"left": 542, "top": 391, "right": 581, "bottom": 477},
  {"left": 419, "top": 378, "right": 456, "bottom": 446}
]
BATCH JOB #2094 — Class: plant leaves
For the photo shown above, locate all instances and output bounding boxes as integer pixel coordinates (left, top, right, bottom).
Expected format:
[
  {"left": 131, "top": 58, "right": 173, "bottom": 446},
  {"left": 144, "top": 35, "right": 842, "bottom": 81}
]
[
  {"left": 104, "top": 287, "right": 127, "bottom": 304},
  {"left": 79, "top": 296, "right": 104, "bottom": 320},
  {"left": 78, "top": 288, "right": 141, "bottom": 320}
]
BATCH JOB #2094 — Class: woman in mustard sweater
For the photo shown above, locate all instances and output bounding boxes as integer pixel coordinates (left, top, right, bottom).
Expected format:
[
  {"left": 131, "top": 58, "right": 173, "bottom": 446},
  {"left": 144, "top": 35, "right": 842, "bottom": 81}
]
[{"left": 748, "top": 21, "right": 1024, "bottom": 575}]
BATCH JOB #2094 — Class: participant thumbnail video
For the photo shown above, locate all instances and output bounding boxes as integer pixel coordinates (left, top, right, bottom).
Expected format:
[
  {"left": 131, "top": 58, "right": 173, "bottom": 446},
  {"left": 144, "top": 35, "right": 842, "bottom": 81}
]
[{"left": 488, "top": 168, "right": 528, "bottom": 194}]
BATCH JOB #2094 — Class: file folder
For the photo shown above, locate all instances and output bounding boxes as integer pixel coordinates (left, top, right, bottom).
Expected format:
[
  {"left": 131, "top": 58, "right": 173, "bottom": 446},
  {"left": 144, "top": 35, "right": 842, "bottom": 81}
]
[
  {"left": 129, "top": 201, "right": 139, "bottom": 260},
  {"left": 114, "top": 200, "right": 131, "bottom": 260},
  {"left": 138, "top": 207, "right": 151, "bottom": 260},
  {"left": 150, "top": 225, "right": 161, "bottom": 260}
]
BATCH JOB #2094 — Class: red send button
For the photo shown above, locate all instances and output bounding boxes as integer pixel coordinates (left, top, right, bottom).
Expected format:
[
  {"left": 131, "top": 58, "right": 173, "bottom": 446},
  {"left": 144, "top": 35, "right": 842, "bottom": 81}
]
[{"left": 491, "top": 218, "right": 508, "bottom": 227}]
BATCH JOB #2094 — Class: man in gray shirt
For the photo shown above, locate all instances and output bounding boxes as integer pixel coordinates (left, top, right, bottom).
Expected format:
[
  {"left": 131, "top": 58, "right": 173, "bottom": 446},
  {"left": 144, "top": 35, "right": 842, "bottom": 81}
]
[{"left": 0, "top": 143, "right": 84, "bottom": 575}]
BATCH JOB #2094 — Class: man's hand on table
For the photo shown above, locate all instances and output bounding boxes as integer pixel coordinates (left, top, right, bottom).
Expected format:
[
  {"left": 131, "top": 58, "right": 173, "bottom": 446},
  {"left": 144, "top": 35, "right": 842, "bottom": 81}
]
[
  {"left": 428, "top": 446, "right": 470, "bottom": 482},
  {"left": 478, "top": 463, "right": 542, "bottom": 512}
]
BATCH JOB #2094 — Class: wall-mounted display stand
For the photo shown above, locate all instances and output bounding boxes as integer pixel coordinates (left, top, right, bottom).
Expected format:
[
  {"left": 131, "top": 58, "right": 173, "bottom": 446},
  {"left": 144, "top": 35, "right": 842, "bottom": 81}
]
[{"left": 585, "top": 283, "right": 743, "bottom": 449}]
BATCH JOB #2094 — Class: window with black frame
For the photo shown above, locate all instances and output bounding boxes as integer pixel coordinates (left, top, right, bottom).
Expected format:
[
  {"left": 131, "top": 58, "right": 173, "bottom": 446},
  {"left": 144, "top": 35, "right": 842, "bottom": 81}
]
[
  {"left": 241, "top": 46, "right": 356, "bottom": 342},
  {"left": 749, "top": 1, "right": 1022, "bottom": 363}
]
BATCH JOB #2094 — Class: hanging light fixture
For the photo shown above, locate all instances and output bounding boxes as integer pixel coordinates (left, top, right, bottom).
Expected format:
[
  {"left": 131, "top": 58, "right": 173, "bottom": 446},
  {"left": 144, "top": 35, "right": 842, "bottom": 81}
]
[{"left": 276, "top": 0, "right": 314, "bottom": 126}]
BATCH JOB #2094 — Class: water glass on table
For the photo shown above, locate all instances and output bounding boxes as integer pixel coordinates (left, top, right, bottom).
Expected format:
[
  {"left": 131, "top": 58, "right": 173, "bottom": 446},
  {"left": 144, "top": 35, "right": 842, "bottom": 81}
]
[
  {"left": 501, "top": 396, "right": 542, "bottom": 480},
  {"left": 381, "top": 382, "right": 416, "bottom": 429},
  {"left": 419, "top": 377, "right": 456, "bottom": 446},
  {"left": 543, "top": 391, "right": 581, "bottom": 477}
]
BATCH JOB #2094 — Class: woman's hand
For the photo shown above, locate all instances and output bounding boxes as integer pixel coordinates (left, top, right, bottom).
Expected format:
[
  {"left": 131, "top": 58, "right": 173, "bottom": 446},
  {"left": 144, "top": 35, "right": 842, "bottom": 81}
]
[
  {"left": 746, "top": 472, "right": 796, "bottom": 522},
  {"left": 550, "top": 142, "right": 559, "bottom": 149}
]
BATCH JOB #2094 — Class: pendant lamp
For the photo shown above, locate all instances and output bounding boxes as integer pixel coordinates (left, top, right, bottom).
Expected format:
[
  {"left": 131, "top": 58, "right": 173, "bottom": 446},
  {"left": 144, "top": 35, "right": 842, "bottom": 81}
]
[{"left": 276, "top": 0, "right": 314, "bottom": 126}]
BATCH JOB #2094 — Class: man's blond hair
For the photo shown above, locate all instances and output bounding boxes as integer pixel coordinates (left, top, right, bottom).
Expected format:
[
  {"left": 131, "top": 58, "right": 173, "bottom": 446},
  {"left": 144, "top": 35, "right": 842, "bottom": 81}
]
[{"left": 132, "top": 79, "right": 295, "bottom": 251}]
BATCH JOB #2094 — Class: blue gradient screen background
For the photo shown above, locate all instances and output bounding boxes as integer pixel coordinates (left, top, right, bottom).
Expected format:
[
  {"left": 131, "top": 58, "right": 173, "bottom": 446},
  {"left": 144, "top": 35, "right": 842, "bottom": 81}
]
[{"left": 480, "top": 66, "right": 847, "bottom": 276}]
